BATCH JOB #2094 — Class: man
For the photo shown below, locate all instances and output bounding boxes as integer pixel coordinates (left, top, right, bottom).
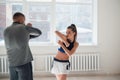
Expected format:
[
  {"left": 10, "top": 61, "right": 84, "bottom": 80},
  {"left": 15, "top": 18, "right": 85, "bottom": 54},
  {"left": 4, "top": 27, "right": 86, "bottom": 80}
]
[{"left": 4, "top": 12, "right": 42, "bottom": 80}]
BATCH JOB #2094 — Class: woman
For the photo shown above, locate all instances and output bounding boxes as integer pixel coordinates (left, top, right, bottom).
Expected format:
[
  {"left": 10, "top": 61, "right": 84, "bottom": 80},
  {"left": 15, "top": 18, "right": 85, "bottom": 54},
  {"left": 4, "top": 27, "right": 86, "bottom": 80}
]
[{"left": 51, "top": 24, "right": 79, "bottom": 80}]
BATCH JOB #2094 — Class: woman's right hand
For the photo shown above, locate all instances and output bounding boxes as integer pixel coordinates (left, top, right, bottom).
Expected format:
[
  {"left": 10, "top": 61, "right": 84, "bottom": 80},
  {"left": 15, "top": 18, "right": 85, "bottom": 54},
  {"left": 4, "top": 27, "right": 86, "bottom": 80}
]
[{"left": 58, "top": 40, "right": 63, "bottom": 46}]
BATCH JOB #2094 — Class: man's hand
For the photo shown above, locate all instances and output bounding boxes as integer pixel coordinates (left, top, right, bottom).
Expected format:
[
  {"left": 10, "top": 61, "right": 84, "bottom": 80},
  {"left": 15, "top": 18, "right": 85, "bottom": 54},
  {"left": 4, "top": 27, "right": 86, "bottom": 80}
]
[{"left": 27, "top": 23, "right": 32, "bottom": 27}]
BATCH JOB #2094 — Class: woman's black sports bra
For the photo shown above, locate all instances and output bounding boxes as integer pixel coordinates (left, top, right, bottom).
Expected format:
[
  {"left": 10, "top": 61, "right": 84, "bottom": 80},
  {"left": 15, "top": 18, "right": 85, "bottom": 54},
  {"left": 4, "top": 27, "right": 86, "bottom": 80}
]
[{"left": 58, "top": 40, "right": 74, "bottom": 53}]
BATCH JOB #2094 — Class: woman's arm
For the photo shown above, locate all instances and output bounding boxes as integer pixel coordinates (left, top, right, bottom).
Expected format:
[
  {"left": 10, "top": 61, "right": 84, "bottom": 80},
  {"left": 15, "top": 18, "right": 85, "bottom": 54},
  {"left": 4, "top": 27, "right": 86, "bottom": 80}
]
[
  {"left": 58, "top": 40, "right": 79, "bottom": 56},
  {"left": 55, "top": 31, "right": 69, "bottom": 47}
]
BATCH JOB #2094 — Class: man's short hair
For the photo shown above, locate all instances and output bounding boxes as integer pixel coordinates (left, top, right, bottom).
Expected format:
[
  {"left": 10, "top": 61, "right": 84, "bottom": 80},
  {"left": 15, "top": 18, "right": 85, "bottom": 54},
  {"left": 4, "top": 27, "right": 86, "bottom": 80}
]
[{"left": 13, "top": 12, "right": 25, "bottom": 19}]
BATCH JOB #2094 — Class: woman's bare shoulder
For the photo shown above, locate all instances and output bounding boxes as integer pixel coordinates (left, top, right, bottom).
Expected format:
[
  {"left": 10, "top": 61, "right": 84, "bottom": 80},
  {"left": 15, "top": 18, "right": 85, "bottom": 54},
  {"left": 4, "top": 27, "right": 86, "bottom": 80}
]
[{"left": 74, "top": 41, "right": 79, "bottom": 47}]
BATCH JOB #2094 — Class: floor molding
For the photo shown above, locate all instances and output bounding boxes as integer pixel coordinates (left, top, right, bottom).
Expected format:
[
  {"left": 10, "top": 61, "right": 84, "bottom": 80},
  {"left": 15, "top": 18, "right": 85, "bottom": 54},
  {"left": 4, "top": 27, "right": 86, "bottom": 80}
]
[{"left": 0, "top": 72, "right": 120, "bottom": 78}]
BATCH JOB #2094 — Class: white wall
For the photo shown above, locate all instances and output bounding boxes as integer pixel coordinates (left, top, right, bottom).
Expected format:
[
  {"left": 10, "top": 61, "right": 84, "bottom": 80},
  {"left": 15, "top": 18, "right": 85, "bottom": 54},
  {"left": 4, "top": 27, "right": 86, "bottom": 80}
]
[
  {"left": 0, "top": 0, "right": 120, "bottom": 74},
  {"left": 98, "top": 0, "right": 120, "bottom": 74}
]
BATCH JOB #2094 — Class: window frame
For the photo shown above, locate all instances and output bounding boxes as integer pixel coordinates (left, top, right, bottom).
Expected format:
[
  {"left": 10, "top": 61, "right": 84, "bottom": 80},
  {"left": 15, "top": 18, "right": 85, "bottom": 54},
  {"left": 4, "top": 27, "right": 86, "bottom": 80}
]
[{"left": 0, "top": 0, "right": 97, "bottom": 46}]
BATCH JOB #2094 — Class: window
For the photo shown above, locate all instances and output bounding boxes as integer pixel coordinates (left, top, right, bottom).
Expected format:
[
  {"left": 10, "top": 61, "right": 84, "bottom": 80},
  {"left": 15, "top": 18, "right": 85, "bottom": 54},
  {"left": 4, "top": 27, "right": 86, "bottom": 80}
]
[
  {"left": 0, "top": 0, "right": 97, "bottom": 45},
  {"left": 0, "top": 3, "right": 6, "bottom": 43}
]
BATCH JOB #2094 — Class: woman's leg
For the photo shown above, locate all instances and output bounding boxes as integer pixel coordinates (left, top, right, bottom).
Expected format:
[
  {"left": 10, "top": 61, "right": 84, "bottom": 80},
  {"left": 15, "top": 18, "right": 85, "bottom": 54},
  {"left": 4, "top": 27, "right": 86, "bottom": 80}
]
[{"left": 56, "top": 74, "right": 67, "bottom": 80}]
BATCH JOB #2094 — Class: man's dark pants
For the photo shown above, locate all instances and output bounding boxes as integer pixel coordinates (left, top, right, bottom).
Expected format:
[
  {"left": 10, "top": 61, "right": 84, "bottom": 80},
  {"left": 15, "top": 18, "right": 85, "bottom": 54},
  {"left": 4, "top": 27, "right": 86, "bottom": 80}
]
[{"left": 9, "top": 62, "right": 33, "bottom": 80}]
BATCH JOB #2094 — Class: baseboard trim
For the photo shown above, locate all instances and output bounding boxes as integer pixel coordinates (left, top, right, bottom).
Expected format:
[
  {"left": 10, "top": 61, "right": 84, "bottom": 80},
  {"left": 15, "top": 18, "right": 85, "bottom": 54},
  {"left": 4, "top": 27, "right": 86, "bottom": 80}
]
[
  {"left": 33, "top": 72, "right": 120, "bottom": 77},
  {"left": 0, "top": 72, "right": 120, "bottom": 78}
]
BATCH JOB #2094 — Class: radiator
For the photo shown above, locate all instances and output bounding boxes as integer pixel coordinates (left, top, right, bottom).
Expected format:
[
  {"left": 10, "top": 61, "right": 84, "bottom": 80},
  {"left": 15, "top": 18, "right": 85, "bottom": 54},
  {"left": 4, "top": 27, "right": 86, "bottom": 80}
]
[
  {"left": 45, "top": 52, "right": 100, "bottom": 72},
  {"left": 0, "top": 52, "right": 100, "bottom": 73},
  {"left": 0, "top": 56, "right": 9, "bottom": 73},
  {"left": 70, "top": 53, "right": 100, "bottom": 71}
]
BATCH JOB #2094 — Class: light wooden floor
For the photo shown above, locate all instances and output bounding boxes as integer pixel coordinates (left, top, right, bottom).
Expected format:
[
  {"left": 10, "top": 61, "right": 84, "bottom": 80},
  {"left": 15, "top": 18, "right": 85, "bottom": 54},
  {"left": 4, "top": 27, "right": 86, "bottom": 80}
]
[{"left": 1, "top": 75, "right": 120, "bottom": 80}]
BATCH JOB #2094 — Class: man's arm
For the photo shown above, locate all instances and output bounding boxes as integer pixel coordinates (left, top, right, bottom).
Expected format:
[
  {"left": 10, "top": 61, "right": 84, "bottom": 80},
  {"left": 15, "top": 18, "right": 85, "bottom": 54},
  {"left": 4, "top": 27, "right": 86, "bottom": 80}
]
[{"left": 25, "top": 23, "right": 42, "bottom": 39}]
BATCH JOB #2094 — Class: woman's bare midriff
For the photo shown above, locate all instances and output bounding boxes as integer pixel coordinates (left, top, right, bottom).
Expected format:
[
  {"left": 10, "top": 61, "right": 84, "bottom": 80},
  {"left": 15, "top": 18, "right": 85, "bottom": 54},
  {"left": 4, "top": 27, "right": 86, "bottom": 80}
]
[{"left": 55, "top": 51, "right": 69, "bottom": 60}]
